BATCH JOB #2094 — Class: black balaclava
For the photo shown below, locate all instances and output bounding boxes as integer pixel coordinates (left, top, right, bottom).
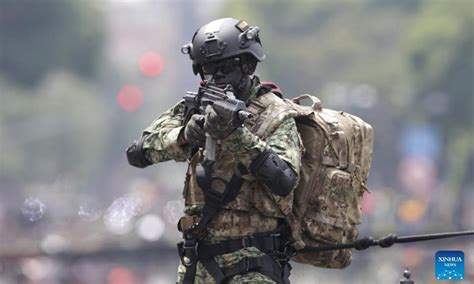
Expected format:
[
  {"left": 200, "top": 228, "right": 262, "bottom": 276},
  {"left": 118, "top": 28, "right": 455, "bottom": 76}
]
[{"left": 202, "top": 54, "right": 257, "bottom": 101}]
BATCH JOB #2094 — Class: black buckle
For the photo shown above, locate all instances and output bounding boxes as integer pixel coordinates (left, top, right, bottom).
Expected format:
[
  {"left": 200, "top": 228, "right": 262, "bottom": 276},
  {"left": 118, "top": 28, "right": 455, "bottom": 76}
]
[
  {"left": 241, "top": 236, "right": 254, "bottom": 248},
  {"left": 283, "top": 244, "right": 297, "bottom": 257},
  {"left": 244, "top": 257, "right": 250, "bottom": 273},
  {"left": 184, "top": 223, "right": 207, "bottom": 240},
  {"left": 241, "top": 257, "right": 261, "bottom": 273},
  {"left": 179, "top": 239, "right": 199, "bottom": 267}
]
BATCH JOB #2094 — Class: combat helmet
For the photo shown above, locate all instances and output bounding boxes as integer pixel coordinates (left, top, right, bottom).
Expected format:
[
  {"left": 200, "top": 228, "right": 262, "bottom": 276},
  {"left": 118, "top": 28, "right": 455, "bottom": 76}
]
[{"left": 181, "top": 18, "right": 265, "bottom": 76}]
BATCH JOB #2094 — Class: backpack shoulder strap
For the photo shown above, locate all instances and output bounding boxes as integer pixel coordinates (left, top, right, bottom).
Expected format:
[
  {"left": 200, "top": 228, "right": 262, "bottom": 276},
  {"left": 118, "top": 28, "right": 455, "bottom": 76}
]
[
  {"left": 247, "top": 92, "right": 295, "bottom": 138},
  {"left": 247, "top": 92, "right": 315, "bottom": 139}
]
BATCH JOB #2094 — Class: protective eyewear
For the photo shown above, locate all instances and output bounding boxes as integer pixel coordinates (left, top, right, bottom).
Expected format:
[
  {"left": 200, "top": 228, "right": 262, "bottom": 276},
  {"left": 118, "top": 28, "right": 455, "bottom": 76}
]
[{"left": 202, "top": 57, "right": 241, "bottom": 75}]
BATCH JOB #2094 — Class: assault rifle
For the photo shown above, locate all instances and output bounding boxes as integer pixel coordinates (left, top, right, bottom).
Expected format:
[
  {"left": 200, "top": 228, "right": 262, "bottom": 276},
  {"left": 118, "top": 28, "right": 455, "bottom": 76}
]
[{"left": 183, "top": 82, "right": 253, "bottom": 165}]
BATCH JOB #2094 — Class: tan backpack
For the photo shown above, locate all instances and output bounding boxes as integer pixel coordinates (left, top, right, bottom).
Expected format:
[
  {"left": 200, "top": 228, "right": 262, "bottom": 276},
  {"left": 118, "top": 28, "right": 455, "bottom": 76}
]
[
  {"left": 248, "top": 91, "right": 374, "bottom": 268},
  {"left": 286, "top": 94, "right": 373, "bottom": 268}
]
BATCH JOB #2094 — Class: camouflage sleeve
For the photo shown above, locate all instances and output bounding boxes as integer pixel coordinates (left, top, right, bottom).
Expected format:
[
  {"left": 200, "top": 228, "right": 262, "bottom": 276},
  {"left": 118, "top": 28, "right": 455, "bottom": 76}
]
[
  {"left": 264, "top": 118, "right": 302, "bottom": 176},
  {"left": 141, "top": 100, "right": 190, "bottom": 163},
  {"left": 221, "top": 118, "right": 302, "bottom": 181}
]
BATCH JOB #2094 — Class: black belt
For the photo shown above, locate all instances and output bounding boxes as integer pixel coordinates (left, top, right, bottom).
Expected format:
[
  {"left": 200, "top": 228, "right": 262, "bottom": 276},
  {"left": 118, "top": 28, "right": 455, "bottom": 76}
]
[
  {"left": 178, "top": 234, "right": 291, "bottom": 284},
  {"left": 198, "top": 234, "right": 283, "bottom": 259}
]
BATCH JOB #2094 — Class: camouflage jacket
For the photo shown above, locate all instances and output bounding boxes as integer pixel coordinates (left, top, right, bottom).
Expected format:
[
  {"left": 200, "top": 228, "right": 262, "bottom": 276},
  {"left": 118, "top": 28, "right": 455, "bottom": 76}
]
[{"left": 141, "top": 78, "right": 302, "bottom": 240}]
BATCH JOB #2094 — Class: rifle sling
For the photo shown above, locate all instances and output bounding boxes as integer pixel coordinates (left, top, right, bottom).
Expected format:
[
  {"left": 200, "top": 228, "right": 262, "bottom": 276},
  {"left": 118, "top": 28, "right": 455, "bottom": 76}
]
[{"left": 180, "top": 162, "right": 245, "bottom": 283}]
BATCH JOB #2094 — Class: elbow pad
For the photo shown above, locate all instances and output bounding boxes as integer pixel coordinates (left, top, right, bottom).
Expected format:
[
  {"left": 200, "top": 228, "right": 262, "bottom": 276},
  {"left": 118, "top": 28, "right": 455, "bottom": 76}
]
[
  {"left": 249, "top": 149, "right": 297, "bottom": 196},
  {"left": 126, "top": 139, "right": 152, "bottom": 168}
]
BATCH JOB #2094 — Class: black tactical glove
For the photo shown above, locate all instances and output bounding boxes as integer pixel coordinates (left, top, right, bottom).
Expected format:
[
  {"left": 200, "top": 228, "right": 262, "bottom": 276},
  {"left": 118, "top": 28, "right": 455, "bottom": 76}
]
[
  {"left": 184, "top": 114, "right": 206, "bottom": 147},
  {"left": 203, "top": 105, "right": 237, "bottom": 139},
  {"left": 126, "top": 140, "right": 152, "bottom": 168}
]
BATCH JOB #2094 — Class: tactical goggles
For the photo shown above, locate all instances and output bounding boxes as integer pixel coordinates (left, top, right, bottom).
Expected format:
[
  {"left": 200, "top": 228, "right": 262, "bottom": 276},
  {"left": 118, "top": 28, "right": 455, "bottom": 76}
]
[{"left": 201, "top": 57, "right": 241, "bottom": 75}]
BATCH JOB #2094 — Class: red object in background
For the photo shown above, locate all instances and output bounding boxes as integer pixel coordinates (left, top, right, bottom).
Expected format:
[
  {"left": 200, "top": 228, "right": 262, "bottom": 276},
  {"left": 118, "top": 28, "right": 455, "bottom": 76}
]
[
  {"left": 117, "top": 85, "right": 144, "bottom": 112},
  {"left": 362, "top": 191, "right": 375, "bottom": 215},
  {"left": 108, "top": 267, "right": 136, "bottom": 284},
  {"left": 139, "top": 51, "right": 164, "bottom": 77}
]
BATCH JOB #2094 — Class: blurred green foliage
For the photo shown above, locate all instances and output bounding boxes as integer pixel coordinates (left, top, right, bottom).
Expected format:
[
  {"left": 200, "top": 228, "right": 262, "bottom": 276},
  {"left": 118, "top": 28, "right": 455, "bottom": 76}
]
[
  {"left": 404, "top": 1, "right": 472, "bottom": 89},
  {"left": 0, "top": 0, "right": 104, "bottom": 87},
  {"left": 400, "top": 0, "right": 473, "bottom": 193},
  {"left": 0, "top": 0, "right": 107, "bottom": 186},
  {"left": 225, "top": 0, "right": 418, "bottom": 95},
  {"left": 0, "top": 73, "right": 107, "bottom": 183}
]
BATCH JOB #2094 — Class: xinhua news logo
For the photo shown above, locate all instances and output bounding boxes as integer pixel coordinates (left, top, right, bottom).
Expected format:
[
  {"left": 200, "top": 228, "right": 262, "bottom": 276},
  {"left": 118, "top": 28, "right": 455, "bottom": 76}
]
[{"left": 435, "top": 250, "right": 464, "bottom": 280}]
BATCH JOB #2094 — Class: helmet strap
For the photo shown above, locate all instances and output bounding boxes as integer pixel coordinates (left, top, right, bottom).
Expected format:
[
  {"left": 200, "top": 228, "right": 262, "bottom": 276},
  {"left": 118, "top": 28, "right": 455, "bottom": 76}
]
[
  {"left": 235, "top": 56, "right": 257, "bottom": 100},
  {"left": 235, "top": 70, "right": 252, "bottom": 101}
]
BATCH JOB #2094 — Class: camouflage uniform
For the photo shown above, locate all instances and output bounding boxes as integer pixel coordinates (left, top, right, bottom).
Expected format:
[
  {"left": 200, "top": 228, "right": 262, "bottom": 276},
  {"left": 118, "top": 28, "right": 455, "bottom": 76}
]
[{"left": 140, "top": 78, "right": 302, "bottom": 283}]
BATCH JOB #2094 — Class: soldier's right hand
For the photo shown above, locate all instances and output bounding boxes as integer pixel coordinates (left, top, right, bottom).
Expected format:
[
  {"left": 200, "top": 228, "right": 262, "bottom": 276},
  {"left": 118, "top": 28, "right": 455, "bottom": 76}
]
[{"left": 184, "top": 114, "right": 206, "bottom": 147}]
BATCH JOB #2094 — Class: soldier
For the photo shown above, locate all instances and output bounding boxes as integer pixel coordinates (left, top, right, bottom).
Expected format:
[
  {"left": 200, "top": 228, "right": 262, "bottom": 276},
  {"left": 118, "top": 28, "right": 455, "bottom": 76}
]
[{"left": 126, "top": 18, "right": 302, "bottom": 284}]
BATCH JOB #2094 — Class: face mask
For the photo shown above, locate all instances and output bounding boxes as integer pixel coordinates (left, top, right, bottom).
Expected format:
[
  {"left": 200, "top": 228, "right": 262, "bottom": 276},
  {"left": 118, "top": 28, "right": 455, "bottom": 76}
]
[
  {"left": 201, "top": 56, "right": 254, "bottom": 101},
  {"left": 202, "top": 57, "right": 245, "bottom": 90}
]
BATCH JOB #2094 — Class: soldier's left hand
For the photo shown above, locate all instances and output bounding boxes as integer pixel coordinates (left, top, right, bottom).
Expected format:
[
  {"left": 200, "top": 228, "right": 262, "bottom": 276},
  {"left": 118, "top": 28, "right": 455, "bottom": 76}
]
[{"left": 203, "top": 105, "right": 236, "bottom": 139}]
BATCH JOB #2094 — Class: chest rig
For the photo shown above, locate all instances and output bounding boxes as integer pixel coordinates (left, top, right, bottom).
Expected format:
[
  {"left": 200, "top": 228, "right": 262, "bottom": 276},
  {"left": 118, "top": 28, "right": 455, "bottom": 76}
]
[{"left": 178, "top": 86, "right": 295, "bottom": 284}]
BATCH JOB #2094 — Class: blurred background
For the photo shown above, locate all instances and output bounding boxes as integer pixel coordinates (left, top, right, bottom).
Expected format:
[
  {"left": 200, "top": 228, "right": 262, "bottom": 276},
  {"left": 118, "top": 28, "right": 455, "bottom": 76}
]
[{"left": 0, "top": 0, "right": 472, "bottom": 283}]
